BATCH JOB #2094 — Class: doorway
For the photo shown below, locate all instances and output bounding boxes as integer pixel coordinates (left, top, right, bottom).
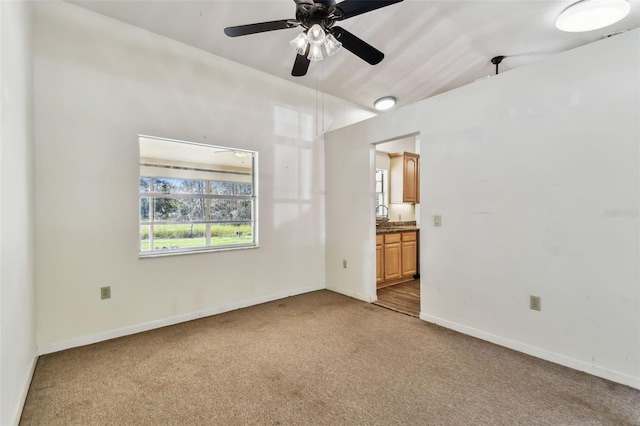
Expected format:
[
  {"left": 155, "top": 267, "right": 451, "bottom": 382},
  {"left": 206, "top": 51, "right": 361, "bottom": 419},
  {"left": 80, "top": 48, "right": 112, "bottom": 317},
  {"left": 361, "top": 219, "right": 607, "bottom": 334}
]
[{"left": 373, "top": 136, "right": 421, "bottom": 318}]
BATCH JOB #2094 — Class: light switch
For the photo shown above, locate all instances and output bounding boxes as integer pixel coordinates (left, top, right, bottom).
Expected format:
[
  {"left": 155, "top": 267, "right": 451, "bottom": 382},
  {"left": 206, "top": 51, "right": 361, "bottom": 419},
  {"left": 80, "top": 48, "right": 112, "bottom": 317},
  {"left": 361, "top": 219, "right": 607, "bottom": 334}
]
[{"left": 434, "top": 215, "right": 442, "bottom": 227}]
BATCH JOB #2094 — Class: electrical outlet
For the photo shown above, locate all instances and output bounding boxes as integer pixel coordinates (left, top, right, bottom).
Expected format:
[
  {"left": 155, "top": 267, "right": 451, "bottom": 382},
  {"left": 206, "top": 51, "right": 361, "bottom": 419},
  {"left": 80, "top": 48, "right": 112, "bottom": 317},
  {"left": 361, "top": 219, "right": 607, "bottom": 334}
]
[
  {"left": 342, "top": 260, "right": 347, "bottom": 269},
  {"left": 101, "top": 286, "right": 111, "bottom": 300},
  {"left": 530, "top": 295, "right": 541, "bottom": 311}
]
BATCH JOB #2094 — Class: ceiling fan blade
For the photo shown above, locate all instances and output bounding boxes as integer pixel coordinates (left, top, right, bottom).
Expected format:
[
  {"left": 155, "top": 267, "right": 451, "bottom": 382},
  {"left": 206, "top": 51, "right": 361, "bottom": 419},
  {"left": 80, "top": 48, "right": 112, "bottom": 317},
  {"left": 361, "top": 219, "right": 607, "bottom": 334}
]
[
  {"left": 334, "top": 0, "right": 403, "bottom": 20},
  {"left": 224, "top": 20, "right": 298, "bottom": 37},
  {"left": 332, "top": 27, "right": 384, "bottom": 65},
  {"left": 292, "top": 49, "right": 311, "bottom": 77}
]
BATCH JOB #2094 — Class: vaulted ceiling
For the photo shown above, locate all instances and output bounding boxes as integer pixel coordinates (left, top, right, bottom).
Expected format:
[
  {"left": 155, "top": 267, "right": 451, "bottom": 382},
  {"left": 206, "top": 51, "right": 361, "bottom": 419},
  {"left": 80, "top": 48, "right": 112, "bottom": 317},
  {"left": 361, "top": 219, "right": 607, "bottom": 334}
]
[{"left": 69, "top": 0, "right": 640, "bottom": 111}]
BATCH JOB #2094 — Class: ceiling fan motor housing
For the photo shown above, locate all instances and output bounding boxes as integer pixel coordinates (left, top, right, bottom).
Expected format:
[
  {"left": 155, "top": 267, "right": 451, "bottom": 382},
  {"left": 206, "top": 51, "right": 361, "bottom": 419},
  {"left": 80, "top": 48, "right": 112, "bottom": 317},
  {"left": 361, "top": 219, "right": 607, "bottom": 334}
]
[{"left": 296, "top": 0, "right": 337, "bottom": 30}]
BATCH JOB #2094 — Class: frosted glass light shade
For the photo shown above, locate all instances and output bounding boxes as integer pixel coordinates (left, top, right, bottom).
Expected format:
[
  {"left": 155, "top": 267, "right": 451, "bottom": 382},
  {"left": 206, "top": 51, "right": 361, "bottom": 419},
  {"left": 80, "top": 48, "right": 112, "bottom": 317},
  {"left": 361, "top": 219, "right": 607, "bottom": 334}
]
[
  {"left": 556, "top": 0, "right": 630, "bottom": 32},
  {"left": 307, "top": 24, "right": 326, "bottom": 46},
  {"left": 324, "top": 33, "right": 342, "bottom": 56},
  {"left": 308, "top": 44, "right": 324, "bottom": 61},
  {"left": 290, "top": 32, "right": 309, "bottom": 56}
]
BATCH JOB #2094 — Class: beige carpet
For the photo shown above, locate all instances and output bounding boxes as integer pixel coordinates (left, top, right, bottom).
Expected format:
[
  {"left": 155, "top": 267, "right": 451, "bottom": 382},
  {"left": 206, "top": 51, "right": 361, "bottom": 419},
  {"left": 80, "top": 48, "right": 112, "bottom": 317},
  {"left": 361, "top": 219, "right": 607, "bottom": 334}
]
[{"left": 21, "top": 290, "right": 640, "bottom": 425}]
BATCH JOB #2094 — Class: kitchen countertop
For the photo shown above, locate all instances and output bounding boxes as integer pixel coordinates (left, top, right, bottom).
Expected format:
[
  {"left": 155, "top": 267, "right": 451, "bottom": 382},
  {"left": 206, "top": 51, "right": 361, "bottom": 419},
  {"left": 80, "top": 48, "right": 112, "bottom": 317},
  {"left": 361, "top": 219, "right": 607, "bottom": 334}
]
[
  {"left": 376, "top": 222, "right": 420, "bottom": 234},
  {"left": 376, "top": 225, "right": 419, "bottom": 234}
]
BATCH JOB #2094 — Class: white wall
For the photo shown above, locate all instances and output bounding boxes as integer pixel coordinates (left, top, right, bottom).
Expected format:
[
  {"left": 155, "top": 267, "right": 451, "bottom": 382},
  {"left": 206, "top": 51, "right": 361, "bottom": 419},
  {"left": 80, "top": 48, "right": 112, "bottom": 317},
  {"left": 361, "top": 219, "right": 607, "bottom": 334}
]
[
  {"left": 0, "top": 1, "right": 37, "bottom": 424},
  {"left": 375, "top": 151, "right": 390, "bottom": 171},
  {"left": 375, "top": 136, "right": 416, "bottom": 154},
  {"left": 34, "top": 2, "right": 374, "bottom": 351},
  {"left": 325, "top": 30, "right": 639, "bottom": 388}
]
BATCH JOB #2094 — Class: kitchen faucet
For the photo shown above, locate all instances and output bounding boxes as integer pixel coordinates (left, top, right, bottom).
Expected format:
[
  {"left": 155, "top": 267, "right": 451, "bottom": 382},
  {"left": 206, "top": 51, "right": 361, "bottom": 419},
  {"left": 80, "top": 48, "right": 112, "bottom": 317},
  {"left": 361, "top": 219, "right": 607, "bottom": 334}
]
[{"left": 376, "top": 205, "right": 389, "bottom": 221}]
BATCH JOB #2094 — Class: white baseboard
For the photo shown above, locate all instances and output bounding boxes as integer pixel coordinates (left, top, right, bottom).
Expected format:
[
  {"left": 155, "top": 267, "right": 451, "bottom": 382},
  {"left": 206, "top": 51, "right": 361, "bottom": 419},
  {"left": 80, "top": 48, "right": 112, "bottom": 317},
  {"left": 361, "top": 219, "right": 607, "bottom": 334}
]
[
  {"left": 420, "top": 312, "right": 640, "bottom": 390},
  {"left": 12, "top": 352, "right": 38, "bottom": 426},
  {"left": 326, "top": 285, "right": 375, "bottom": 303},
  {"left": 38, "top": 285, "right": 324, "bottom": 355}
]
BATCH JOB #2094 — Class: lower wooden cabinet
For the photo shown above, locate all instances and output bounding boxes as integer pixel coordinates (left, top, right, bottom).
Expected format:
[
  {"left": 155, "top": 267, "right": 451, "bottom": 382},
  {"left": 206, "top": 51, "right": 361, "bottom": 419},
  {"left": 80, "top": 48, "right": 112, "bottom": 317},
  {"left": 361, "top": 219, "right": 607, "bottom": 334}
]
[
  {"left": 383, "top": 233, "right": 402, "bottom": 281},
  {"left": 377, "top": 231, "right": 418, "bottom": 288},
  {"left": 401, "top": 232, "right": 417, "bottom": 277}
]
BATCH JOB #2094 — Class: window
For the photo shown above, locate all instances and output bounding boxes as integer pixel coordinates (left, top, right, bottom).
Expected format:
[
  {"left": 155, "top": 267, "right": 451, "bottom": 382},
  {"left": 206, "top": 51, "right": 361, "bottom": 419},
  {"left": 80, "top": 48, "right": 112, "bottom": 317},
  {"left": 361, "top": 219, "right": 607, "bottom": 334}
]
[
  {"left": 139, "top": 135, "right": 257, "bottom": 256},
  {"left": 375, "top": 169, "right": 388, "bottom": 218}
]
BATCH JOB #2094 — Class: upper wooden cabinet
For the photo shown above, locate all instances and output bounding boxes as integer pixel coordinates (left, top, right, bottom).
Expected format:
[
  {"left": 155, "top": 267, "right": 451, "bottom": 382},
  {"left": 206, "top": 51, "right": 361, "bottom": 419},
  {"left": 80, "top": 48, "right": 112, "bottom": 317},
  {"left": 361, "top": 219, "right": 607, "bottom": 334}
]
[{"left": 389, "top": 152, "right": 420, "bottom": 204}]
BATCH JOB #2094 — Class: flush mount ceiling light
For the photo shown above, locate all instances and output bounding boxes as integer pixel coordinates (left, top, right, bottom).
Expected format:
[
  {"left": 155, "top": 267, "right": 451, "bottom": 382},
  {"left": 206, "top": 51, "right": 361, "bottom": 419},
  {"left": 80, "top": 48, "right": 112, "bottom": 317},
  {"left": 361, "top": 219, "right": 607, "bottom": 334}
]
[
  {"left": 374, "top": 96, "right": 397, "bottom": 111},
  {"left": 556, "top": 0, "right": 630, "bottom": 32}
]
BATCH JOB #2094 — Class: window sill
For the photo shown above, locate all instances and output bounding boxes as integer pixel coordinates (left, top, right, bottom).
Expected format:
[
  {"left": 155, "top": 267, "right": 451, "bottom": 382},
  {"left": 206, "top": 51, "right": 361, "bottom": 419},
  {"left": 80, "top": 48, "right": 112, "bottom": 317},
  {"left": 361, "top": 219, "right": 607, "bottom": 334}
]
[{"left": 138, "top": 244, "right": 258, "bottom": 258}]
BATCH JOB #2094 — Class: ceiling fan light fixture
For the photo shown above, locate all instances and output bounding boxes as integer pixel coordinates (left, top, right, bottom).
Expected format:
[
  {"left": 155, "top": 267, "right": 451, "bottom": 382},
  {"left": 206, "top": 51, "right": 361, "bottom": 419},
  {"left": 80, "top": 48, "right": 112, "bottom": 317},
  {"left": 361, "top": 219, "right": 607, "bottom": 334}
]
[
  {"left": 374, "top": 96, "right": 396, "bottom": 111},
  {"left": 290, "top": 32, "right": 309, "bottom": 56},
  {"left": 556, "top": 0, "right": 630, "bottom": 32}
]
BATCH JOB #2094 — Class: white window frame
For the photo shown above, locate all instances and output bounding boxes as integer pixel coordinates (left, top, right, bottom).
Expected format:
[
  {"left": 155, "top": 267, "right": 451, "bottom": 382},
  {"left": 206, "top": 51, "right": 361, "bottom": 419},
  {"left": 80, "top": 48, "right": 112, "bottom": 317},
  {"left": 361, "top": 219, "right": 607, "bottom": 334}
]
[{"left": 139, "top": 135, "right": 258, "bottom": 257}]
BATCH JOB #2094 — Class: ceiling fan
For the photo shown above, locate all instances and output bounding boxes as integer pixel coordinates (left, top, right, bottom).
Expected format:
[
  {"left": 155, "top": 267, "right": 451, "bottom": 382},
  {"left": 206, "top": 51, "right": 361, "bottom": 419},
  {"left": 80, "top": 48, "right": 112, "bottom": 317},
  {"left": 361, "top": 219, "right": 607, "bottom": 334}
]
[{"left": 224, "top": 0, "right": 403, "bottom": 77}]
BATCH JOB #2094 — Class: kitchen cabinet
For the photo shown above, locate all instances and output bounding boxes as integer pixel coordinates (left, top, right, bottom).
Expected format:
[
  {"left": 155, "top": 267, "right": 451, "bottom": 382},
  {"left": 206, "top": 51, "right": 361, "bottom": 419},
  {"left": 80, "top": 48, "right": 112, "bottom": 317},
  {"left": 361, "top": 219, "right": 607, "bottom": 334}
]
[
  {"left": 377, "top": 230, "right": 418, "bottom": 289},
  {"left": 401, "top": 232, "right": 417, "bottom": 276},
  {"left": 390, "top": 152, "right": 420, "bottom": 204},
  {"left": 383, "top": 233, "right": 402, "bottom": 281}
]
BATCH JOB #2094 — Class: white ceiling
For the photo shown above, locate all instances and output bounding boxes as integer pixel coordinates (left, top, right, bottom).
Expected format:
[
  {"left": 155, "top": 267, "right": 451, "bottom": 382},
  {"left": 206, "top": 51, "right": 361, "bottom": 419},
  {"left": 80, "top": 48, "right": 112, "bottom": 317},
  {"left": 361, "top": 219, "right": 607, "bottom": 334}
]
[{"left": 69, "top": 0, "right": 640, "bottom": 111}]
